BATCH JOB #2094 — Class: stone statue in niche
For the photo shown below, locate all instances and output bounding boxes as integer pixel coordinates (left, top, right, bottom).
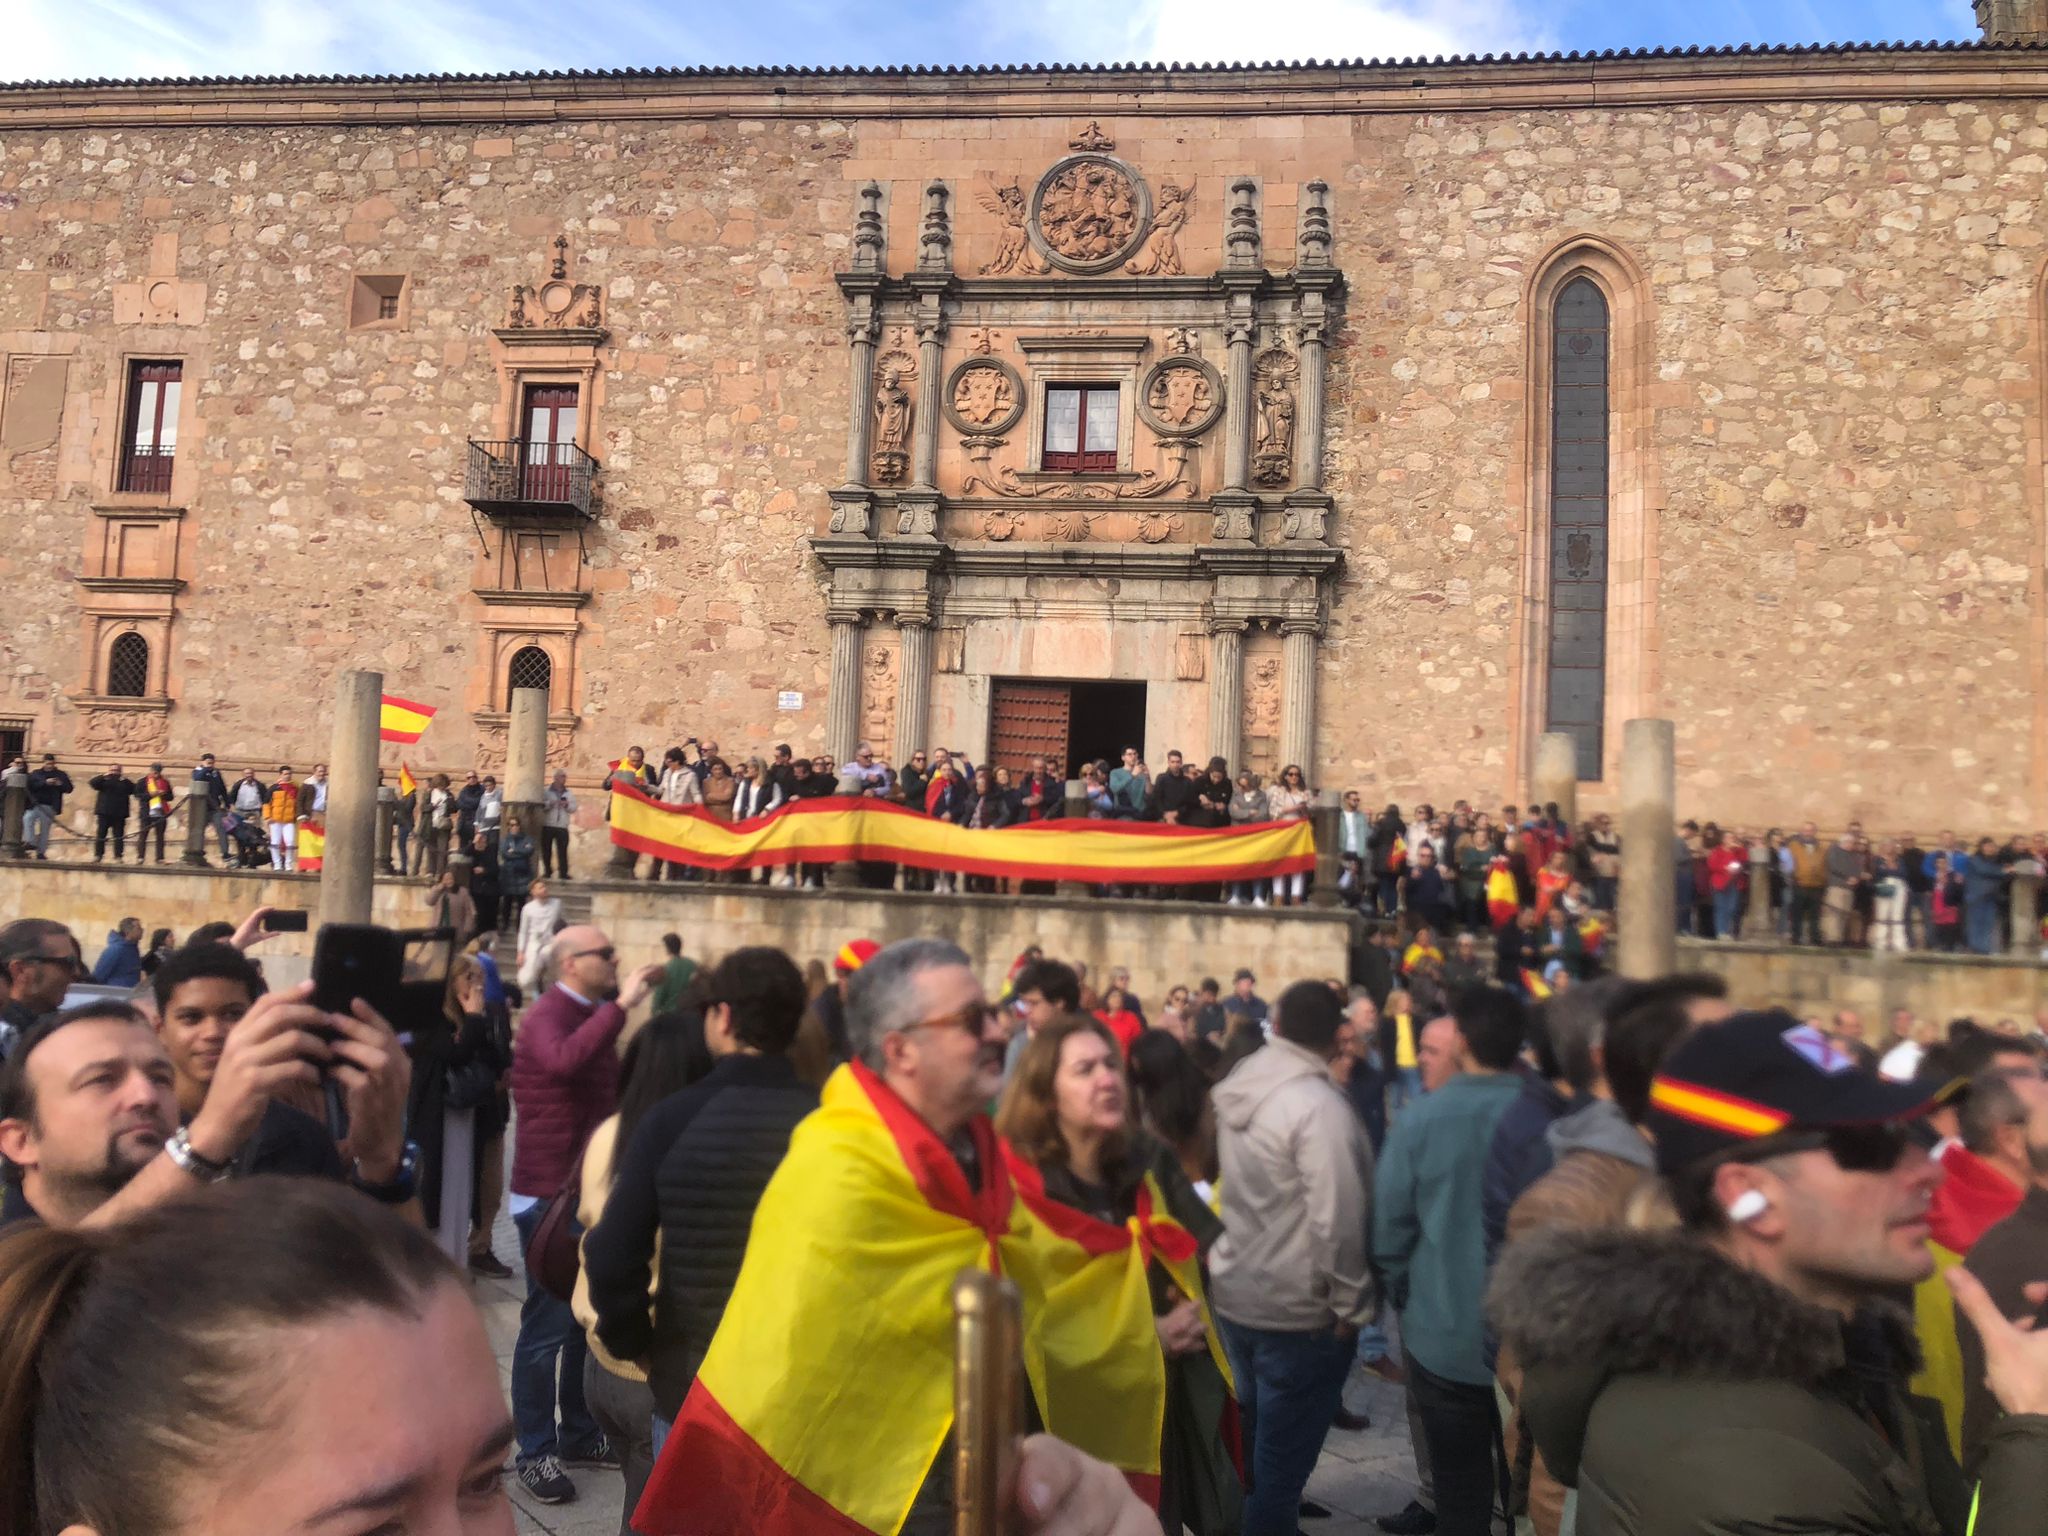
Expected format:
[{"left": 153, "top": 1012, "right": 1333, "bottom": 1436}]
[
  {"left": 978, "top": 177, "right": 1049, "bottom": 276},
  {"left": 871, "top": 366, "right": 913, "bottom": 483},
  {"left": 1253, "top": 350, "right": 1299, "bottom": 487},
  {"left": 1038, "top": 159, "right": 1141, "bottom": 264},
  {"left": 1126, "top": 182, "right": 1192, "bottom": 275}
]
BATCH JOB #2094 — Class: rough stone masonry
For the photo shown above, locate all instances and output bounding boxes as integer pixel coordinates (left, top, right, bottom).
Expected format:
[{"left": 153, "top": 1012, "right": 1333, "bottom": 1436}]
[{"left": 6, "top": 15, "right": 2048, "bottom": 851}]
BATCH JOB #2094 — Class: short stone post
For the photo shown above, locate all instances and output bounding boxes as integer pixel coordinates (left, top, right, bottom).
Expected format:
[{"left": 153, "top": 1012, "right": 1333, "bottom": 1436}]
[
  {"left": 1532, "top": 732, "right": 1580, "bottom": 829},
  {"left": 1616, "top": 718, "right": 1677, "bottom": 980},
  {"left": 317, "top": 670, "right": 384, "bottom": 930},
  {"left": 182, "top": 780, "right": 212, "bottom": 868},
  {"left": 505, "top": 686, "right": 549, "bottom": 853},
  {"left": 375, "top": 785, "right": 396, "bottom": 874},
  {"left": 0, "top": 778, "right": 26, "bottom": 860},
  {"left": 2010, "top": 864, "right": 2042, "bottom": 957},
  {"left": 1747, "top": 839, "right": 1776, "bottom": 941},
  {"left": 1056, "top": 779, "right": 1091, "bottom": 899},
  {"left": 1309, "top": 789, "right": 1343, "bottom": 910}
]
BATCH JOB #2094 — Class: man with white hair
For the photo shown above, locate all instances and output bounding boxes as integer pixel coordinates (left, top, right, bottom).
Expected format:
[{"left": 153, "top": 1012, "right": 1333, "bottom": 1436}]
[{"left": 507, "top": 924, "right": 662, "bottom": 1505}]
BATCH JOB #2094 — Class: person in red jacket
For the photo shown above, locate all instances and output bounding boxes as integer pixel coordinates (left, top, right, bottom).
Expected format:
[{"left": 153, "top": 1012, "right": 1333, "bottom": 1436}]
[{"left": 507, "top": 924, "right": 663, "bottom": 1506}]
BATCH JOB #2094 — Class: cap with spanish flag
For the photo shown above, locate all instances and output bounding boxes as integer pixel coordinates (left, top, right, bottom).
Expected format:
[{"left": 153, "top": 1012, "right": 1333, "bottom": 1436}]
[
  {"left": 379, "top": 694, "right": 437, "bottom": 744},
  {"left": 833, "top": 938, "right": 879, "bottom": 975},
  {"left": 1646, "top": 1009, "right": 1959, "bottom": 1177}
]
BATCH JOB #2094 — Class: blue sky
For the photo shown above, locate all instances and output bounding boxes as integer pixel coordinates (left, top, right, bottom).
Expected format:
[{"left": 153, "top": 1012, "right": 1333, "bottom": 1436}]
[{"left": 8, "top": 0, "right": 1987, "bottom": 83}]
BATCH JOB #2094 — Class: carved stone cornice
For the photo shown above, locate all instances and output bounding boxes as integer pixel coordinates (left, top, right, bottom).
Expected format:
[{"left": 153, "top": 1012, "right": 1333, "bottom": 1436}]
[
  {"left": 471, "top": 587, "right": 591, "bottom": 609},
  {"left": 75, "top": 576, "right": 186, "bottom": 595},
  {"left": 493, "top": 327, "right": 607, "bottom": 348}
]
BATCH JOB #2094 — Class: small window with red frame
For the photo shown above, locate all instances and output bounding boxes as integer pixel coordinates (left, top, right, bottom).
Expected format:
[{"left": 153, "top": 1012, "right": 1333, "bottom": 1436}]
[{"left": 1042, "top": 385, "right": 1118, "bottom": 472}]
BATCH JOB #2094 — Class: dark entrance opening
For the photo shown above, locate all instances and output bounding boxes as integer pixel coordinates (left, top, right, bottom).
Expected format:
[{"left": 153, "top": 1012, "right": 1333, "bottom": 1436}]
[
  {"left": 1065, "top": 682, "right": 1147, "bottom": 780},
  {"left": 988, "top": 679, "right": 1147, "bottom": 783}
]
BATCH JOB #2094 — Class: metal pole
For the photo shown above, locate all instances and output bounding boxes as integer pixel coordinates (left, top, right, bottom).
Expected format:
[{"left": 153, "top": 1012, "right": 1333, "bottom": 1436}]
[{"left": 317, "top": 670, "right": 384, "bottom": 929}]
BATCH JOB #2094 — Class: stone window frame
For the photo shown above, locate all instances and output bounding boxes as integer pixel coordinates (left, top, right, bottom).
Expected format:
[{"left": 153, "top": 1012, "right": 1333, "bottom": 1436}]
[
  {"left": 1510, "top": 235, "right": 1659, "bottom": 792},
  {"left": 487, "top": 357, "right": 601, "bottom": 458},
  {"left": 82, "top": 613, "right": 173, "bottom": 702},
  {"left": 96, "top": 344, "right": 201, "bottom": 509},
  {"left": 1015, "top": 337, "right": 1149, "bottom": 478},
  {"left": 349, "top": 273, "right": 409, "bottom": 332},
  {"left": 482, "top": 626, "right": 575, "bottom": 714}
]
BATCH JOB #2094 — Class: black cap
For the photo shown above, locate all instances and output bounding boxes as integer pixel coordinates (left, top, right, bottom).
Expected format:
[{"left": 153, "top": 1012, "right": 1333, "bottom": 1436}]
[{"left": 1647, "top": 1009, "right": 1957, "bottom": 1176}]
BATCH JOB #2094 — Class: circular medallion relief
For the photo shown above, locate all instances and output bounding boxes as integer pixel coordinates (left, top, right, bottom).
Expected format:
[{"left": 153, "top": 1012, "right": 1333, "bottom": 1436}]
[
  {"left": 1029, "top": 155, "right": 1153, "bottom": 275},
  {"left": 942, "top": 357, "right": 1027, "bottom": 436},
  {"left": 1137, "top": 356, "right": 1225, "bottom": 439},
  {"left": 538, "top": 280, "right": 576, "bottom": 318}
]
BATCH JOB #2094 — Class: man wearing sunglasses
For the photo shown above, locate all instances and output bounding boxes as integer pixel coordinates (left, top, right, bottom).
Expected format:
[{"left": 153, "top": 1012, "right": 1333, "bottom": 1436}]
[
  {"left": 0, "top": 918, "right": 85, "bottom": 1059},
  {"left": 1497, "top": 1010, "right": 2048, "bottom": 1535},
  {"left": 506, "top": 925, "right": 665, "bottom": 1504}
]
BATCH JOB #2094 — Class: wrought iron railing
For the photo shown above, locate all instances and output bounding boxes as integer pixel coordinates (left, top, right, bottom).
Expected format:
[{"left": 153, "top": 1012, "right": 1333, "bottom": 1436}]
[
  {"left": 118, "top": 445, "right": 175, "bottom": 494},
  {"left": 463, "top": 439, "right": 599, "bottom": 519}
]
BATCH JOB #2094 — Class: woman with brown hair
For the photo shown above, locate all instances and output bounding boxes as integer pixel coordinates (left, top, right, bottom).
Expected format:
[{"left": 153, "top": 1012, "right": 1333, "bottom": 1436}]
[{"left": 996, "top": 1015, "right": 1242, "bottom": 1536}]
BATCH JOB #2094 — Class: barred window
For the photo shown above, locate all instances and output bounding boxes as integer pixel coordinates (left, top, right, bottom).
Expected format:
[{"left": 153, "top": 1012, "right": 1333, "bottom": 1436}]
[
  {"left": 1544, "top": 276, "right": 1610, "bottom": 781},
  {"left": 507, "top": 645, "right": 552, "bottom": 699},
  {"left": 106, "top": 632, "right": 151, "bottom": 697}
]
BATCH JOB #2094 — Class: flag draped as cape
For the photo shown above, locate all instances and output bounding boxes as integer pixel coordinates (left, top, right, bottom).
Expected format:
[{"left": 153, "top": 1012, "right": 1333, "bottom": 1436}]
[{"left": 634, "top": 1061, "right": 1024, "bottom": 1536}]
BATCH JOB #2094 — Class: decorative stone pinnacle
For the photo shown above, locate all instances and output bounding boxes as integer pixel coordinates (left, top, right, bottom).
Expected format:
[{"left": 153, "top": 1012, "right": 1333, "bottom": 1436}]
[
  {"left": 1226, "top": 178, "right": 1261, "bottom": 269},
  {"left": 1298, "top": 180, "right": 1333, "bottom": 268},
  {"left": 551, "top": 234, "right": 569, "bottom": 280},
  {"left": 918, "top": 179, "right": 953, "bottom": 273},
  {"left": 852, "top": 181, "right": 885, "bottom": 273},
  {"left": 1069, "top": 119, "right": 1116, "bottom": 151}
]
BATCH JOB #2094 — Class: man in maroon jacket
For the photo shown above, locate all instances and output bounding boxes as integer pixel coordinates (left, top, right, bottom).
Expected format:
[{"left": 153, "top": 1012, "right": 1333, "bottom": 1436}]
[{"left": 508, "top": 923, "right": 663, "bottom": 1505}]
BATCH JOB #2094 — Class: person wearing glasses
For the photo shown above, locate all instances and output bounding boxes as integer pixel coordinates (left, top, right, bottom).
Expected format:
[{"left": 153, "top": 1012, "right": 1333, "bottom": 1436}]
[
  {"left": 0, "top": 918, "right": 83, "bottom": 1057},
  {"left": 1496, "top": 1010, "right": 2048, "bottom": 1536},
  {"left": 506, "top": 926, "right": 664, "bottom": 1506}
]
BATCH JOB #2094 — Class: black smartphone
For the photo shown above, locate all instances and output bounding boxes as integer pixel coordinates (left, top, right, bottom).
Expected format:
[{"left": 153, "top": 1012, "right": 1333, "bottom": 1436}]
[
  {"left": 261, "top": 908, "right": 310, "bottom": 933},
  {"left": 310, "top": 924, "right": 457, "bottom": 1035}
]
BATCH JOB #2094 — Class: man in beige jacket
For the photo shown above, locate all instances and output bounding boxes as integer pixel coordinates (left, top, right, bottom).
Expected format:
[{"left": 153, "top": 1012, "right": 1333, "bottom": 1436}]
[{"left": 1210, "top": 979, "right": 1376, "bottom": 1536}]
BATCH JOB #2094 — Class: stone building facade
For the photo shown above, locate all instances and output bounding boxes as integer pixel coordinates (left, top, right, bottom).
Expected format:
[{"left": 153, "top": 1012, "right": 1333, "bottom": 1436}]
[{"left": 7, "top": 8, "right": 2048, "bottom": 834}]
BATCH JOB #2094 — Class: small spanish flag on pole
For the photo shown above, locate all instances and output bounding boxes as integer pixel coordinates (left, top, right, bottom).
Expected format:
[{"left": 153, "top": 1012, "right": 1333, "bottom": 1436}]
[
  {"left": 396, "top": 762, "right": 417, "bottom": 797},
  {"left": 378, "top": 694, "right": 436, "bottom": 744}
]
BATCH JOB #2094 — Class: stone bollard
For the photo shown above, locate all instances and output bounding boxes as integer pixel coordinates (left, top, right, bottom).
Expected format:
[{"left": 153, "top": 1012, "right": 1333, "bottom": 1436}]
[
  {"left": 2010, "top": 865, "right": 2042, "bottom": 957},
  {"left": 317, "top": 669, "right": 384, "bottom": 930},
  {"left": 182, "top": 783, "right": 212, "bottom": 868},
  {"left": 0, "top": 779, "right": 26, "bottom": 861},
  {"left": 375, "top": 786, "right": 396, "bottom": 874},
  {"left": 1309, "top": 789, "right": 1343, "bottom": 910},
  {"left": 1056, "top": 779, "right": 1091, "bottom": 899},
  {"left": 1747, "top": 842, "right": 1776, "bottom": 941},
  {"left": 1616, "top": 719, "right": 1677, "bottom": 980},
  {"left": 1532, "top": 732, "right": 1580, "bottom": 830},
  {"left": 504, "top": 686, "right": 548, "bottom": 858}
]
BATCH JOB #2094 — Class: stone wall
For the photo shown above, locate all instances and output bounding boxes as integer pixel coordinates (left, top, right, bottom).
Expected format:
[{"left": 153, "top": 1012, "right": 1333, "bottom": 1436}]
[
  {"left": 3, "top": 55, "right": 2048, "bottom": 835},
  {"left": 1681, "top": 937, "right": 2048, "bottom": 1028},
  {"left": 0, "top": 860, "right": 1353, "bottom": 1003}
]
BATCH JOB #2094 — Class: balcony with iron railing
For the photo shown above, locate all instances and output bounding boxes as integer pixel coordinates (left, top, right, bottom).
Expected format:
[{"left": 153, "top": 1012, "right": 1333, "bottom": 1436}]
[
  {"left": 463, "top": 439, "right": 599, "bottom": 520},
  {"left": 118, "top": 444, "right": 176, "bottom": 495}
]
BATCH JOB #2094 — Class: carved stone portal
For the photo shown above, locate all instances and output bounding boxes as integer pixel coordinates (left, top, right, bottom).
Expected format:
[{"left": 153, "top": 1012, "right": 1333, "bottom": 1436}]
[
  {"left": 1138, "top": 356, "right": 1225, "bottom": 439},
  {"left": 1253, "top": 348, "right": 1300, "bottom": 487},
  {"left": 943, "top": 357, "right": 1026, "bottom": 436},
  {"left": 1031, "top": 155, "right": 1152, "bottom": 274}
]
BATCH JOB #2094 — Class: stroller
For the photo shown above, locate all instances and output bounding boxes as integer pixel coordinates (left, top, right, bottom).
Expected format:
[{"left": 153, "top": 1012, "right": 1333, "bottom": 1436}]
[{"left": 220, "top": 810, "right": 269, "bottom": 868}]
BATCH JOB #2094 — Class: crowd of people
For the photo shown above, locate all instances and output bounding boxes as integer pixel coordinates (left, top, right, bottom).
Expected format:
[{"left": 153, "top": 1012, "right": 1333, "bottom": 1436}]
[
  {"left": 7, "top": 882, "right": 2048, "bottom": 1536},
  {"left": 11, "top": 744, "right": 2048, "bottom": 967}
]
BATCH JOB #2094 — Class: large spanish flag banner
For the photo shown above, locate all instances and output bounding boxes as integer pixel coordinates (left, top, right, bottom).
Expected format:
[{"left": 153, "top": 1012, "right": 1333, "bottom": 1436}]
[
  {"left": 635, "top": 1061, "right": 1026, "bottom": 1536},
  {"left": 378, "top": 694, "right": 437, "bottom": 744},
  {"left": 1001, "top": 1147, "right": 1236, "bottom": 1506},
  {"left": 606, "top": 782, "right": 1316, "bottom": 887}
]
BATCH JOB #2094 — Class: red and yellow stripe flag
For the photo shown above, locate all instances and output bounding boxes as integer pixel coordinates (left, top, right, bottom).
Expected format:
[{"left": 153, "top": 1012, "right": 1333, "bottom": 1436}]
[
  {"left": 396, "top": 762, "right": 417, "bottom": 797},
  {"left": 1002, "top": 1147, "right": 1235, "bottom": 1504},
  {"left": 378, "top": 694, "right": 436, "bottom": 744},
  {"left": 635, "top": 1062, "right": 1026, "bottom": 1536},
  {"left": 297, "top": 817, "right": 325, "bottom": 874},
  {"left": 606, "top": 783, "right": 1316, "bottom": 888}
]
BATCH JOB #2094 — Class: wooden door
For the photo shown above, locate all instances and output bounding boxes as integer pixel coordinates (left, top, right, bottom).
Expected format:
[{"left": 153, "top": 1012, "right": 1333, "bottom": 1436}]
[
  {"left": 520, "top": 385, "right": 580, "bottom": 502},
  {"left": 989, "top": 680, "right": 1071, "bottom": 778}
]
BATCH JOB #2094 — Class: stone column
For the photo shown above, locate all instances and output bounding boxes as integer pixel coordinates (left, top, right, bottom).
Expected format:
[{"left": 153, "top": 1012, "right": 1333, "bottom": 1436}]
[
  {"left": 317, "top": 669, "right": 384, "bottom": 930},
  {"left": 1279, "top": 622, "right": 1318, "bottom": 776},
  {"left": 505, "top": 685, "right": 548, "bottom": 849},
  {"left": 1055, "top": 779, "right": 1092, "bottom": 899},
  {"left": 0, "top": 780, "right": 25, "bottom": 860},
  {"left": 1532, "top": 732, "right": 1580, "bottom": 828},
  {"left": 843, "top": 315, "right": 880, "bottom": 487},
  {"left": 1207, "top": 622, "right": 1245, "bottom": 769},
  {"left": 2010, "top": 865, "right": 2042, "bottom": 956},
  {"left": 825, "top": 612, "right": 864, "bottom": 767},
  {"left": 1309, "top": 789, "right": 1343, "bottom": 909},
  {"left": 911, "top": 317, "right": 945, "bottom": 491},
  {"left": 829, "top": 183, "right": 885, "bottom": 539},
  {"left": 1748, "top": 840, "right": 1777, "bottom": 941},
  {"left": 1616, "top": 718, "right": 1677, "bottom": 980},
  {"left": 182, "top": 783, "right": 211, "bottom": 867},
  {"left": 894, "top": 619, "right": 933, "bottom": 770}
]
